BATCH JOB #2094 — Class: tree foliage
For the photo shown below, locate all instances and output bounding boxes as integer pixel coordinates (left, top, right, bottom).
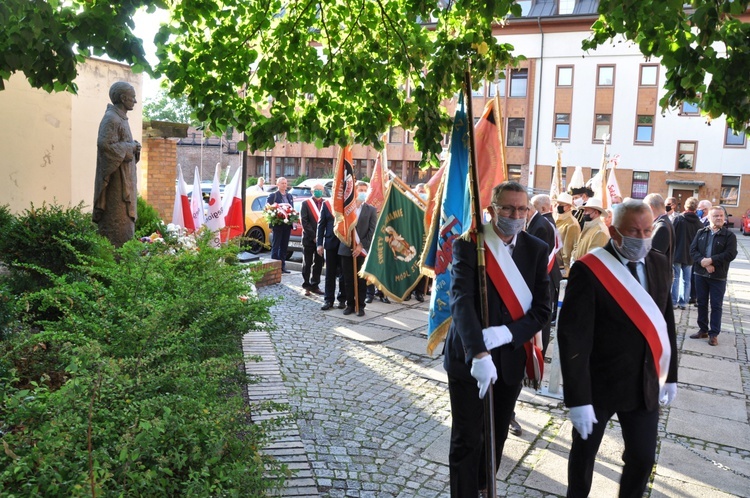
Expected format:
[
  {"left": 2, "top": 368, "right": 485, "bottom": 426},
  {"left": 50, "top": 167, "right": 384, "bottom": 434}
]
[
  {"left": 143, "top": 88, "right": 198, "bottom": 125},
  {"left": 4, "top": 0, "right": 750, "bottom": 163}
]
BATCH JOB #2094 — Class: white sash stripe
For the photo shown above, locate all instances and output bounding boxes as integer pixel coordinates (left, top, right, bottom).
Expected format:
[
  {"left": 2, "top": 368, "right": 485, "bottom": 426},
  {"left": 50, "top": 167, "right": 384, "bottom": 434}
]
[{"left": 484, "top": 224, "right": 532, "bottom": 313}]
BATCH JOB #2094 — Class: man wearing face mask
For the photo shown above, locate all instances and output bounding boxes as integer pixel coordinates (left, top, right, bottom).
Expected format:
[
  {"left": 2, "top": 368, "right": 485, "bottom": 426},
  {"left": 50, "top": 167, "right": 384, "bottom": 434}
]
[
  {"left": 665, "top": 196, "right": 678, "bottom": 222},
  {"left": 569, "top": 186, "right": 594, "bottom": 230},
  {"left": 338, "top": 181, "right": 377, "bottom": 316},
  {"left": 554, "top": 193, "right": 581, "bottom": 278},
  {"left": 444, "top": 181, "right": 551, "bottom": 497},
  {"left": 300, "top": 183, "right": 327, "bottom": 296},
  {"left": 558, "top": 199, "right": 678, "bottom": 498},
  {"left": 570, "top": 197, "right": 610, "bottom": 265},
  {"left": 696, "top": 199, "right": 712, "bottom": 227}
]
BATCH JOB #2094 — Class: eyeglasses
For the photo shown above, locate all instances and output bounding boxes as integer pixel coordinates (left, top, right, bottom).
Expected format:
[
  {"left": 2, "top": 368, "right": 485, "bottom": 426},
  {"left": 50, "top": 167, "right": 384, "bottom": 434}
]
[{"left": 492, "top": 204, "right": 529, "bottom": 216}]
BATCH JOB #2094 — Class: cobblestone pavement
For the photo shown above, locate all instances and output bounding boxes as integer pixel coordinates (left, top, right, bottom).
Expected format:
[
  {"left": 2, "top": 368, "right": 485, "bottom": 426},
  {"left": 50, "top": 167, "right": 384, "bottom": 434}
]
[{"left": 249, "top": 231, "right": 750, "bottom": 497}]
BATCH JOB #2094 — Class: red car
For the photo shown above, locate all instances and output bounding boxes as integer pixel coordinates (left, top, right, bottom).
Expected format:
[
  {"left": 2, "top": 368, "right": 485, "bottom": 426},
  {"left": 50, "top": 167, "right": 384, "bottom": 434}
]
[{"left": 741, "top": 209, "right": 750, "bottom": 236}]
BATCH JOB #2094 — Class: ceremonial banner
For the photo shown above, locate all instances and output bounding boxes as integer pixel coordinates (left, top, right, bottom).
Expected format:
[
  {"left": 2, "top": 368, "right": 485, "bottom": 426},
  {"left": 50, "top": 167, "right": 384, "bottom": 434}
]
[
  {"left": 606, "top": 154, "right": 623, "bottom": 205},
  {"left": 172, "top": 165, "right": 195, "bottom": 231},
  {"left": 332, "top": 146, "right": 357, "bottom": 246},
  {"left": 190, "top": 166, "right": 206, "bottom": 230},
  {"left": 474, "top": 98, "right": 506, "bottom": 210},
  {"left": 205, "top": 163, "right": 225, "bottom": 247},
  {"left": 421, "top": 94, "right": 470, "bottom": 354},
  {"left": 365, "top": 149, "right": 388, "bottom": 214},
  {"left": 361, "top": 183, "right": 426, "bottom": 302},
  {"left": 221, "top": 167, "right": 245, "bottom": 242}
]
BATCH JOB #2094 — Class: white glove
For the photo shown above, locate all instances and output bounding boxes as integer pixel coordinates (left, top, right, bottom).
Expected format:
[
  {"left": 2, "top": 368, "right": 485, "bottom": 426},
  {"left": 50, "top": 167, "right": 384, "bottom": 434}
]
[
  {"left": 482, "top": 325, "right": 513, "bottom": 351},
  {"left": 659, "top": 383, "right": 677, "bottom": 406},
  {"left": 470, "top": 355, "right": 498, "bottom": 399},
  {"left": 569, "top": 405, "right": 598, "bottom": 440}
]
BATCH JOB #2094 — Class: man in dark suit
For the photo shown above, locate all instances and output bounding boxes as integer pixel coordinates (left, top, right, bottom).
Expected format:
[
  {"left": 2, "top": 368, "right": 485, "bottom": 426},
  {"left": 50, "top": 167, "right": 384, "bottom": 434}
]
[
  {"left": 317, "top": 197, "right": 346, "bottom": 310},
  {"left": 558, "top": 199, "right": 678, "bottom": 498},
  {"left": 444, "top": 181, "right": 551, "bottom": 497},
  {"left": 528, "top": 194, "right": 561, "bottom": 354},
  {"left": 300, "top": 183, "right": 326, "bottom": 296},
  {"left": 644, "top": 193, "right": 675, "bottom": 288},
  {"left": 337, "top": 181, "right": 377, "bottom": 317},
  {"left": 268, "top": 177, "right": 294, "bottom": 273}
]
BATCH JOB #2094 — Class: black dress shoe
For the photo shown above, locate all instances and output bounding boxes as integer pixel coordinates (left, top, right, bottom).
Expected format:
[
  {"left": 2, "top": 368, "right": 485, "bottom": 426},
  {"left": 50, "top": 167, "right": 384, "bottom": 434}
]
[
  {"left": 282, "top": 269, "right": 291, "bottom": 274},
  {"left": 321, "top": 302, "right": 333, "bottom": 310},
  {"left": 690, "top": 331, "right": 709, "bottom": 339},
  {"left": 379, "top": 295, "right": 390, "bottom": 304},
  {"left": 509, "top": 417, "right": 522, "bottom": 437},
  {"left": 337, "top": 302, "right": 346, "bottom": 309},
  {"left": 357, "top": 309, "right": 365, "bottom": 317},
  {"left": 688, "top": 298, "right": 697, "bottom": 305},
  {"left": 365, "top": 296, "right": 374, "bottom": 304},
  {"left": 414, "top": 292, "right": 424, "bottom": 302},
  {"left": 343, "top": 307, "right": 355, "bottom": 315}
]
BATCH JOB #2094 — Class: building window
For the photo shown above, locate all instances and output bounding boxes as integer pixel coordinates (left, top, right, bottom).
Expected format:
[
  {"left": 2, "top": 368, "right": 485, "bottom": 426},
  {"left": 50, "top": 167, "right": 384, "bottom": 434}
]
[
  {"left": 389, "top": 126, "right": 404, "bottom": 143},
  {"left": 509, "top": 68, "right": 528, "bottom": 97},
  {"left": 406, "top": 129, "right": 414, "bottom": 144},
  {"left": 676, "top": 141, "right": 697, "bottom": 170},
  {"left": 640, "top": 65, "right": 659, "bottom": 86},
  {"left": 508, "top": 164, "right": 522, "bottom": 182},
  {"left": 554, "top": 113, "right": 571, "bottom": 140},
  {"left": 507, "top": 118, "right": 525, "bottom": 147},
  {"left": 472, "top": 81, "right": 485, "bottom": 97},
  {"left": 276, "top": 157, "right": 299, "bottom": 177},
  {"left": 631, "top": 171, "right": 649, "bottom": 199},
  {"left": 488, "top": 76, "right": 506, "bottom": 97},
  {"left": 725, "top": 127, "right": 746, "bottom": 147},
  {"left": 597, "top": 66, "right": 615, "bottom": 86},
  {"left": 354, "top": 159, "right": 369, "bottom": 180},
  {"left": 720, "top": 175, "right": 740, "bottom": 206},
  {"left": 558, "top": 0, "right": 575, "bottom": 15},
  {"left": 557, "top": 66, "right": 573, "bottom": 86},
  {"left": 635, "top": 115, "right": 654, "bottom": 143},
  {"left": 594, "top": 114, "right": 612, "bottom": 141},
  {"left": 681, "top": 102, "right": 700, "bottom": 115}
]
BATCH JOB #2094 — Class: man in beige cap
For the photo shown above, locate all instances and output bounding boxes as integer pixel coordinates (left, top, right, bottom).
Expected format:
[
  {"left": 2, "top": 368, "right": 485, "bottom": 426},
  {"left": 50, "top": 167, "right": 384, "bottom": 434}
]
[
  {"left": 571, "top": 198, "right": 611, "bottom": 264},
  {"left": 555, "top": 192, "right": 581, "bottom": 277}
]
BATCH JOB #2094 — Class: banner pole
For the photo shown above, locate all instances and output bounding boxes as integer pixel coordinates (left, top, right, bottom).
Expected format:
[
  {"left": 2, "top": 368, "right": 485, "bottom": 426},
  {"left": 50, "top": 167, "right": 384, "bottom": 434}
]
[{"left": 465, "top": 69, "right": 497, "bottom": 498}]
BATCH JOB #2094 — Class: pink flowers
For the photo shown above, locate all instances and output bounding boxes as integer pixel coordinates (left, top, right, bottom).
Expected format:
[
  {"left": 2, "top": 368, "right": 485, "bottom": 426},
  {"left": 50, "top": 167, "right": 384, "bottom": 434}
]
[{"left": 263, "top": 203, "right": 300, "bottom": 227}]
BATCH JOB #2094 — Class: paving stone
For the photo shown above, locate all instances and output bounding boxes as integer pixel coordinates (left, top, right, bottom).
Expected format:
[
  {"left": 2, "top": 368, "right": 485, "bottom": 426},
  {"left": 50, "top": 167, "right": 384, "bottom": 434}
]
[
  {"left": 666, "top": 408, "right": 750, "bottom": 451},
  {"left": 332, "top": 325, "right": 401, "bottom": 343},
  {"left": 669, "top": 388, "right": 747, "bottom": 423}
]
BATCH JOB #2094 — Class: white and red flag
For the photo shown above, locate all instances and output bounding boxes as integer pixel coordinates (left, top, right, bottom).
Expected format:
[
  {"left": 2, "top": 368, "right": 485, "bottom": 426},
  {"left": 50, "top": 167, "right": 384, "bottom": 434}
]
[
  {"left": 190, "top": 166, "right": 206, "bottom": 231},
  {"left": 171, "top": 165, "right": 195, "bottom": 231},
  {"left": 205, "top": 163, "right": 225, "bottom": 247},
  {"left": 221, "top": 167, "right": 245, "bottom": 242}
]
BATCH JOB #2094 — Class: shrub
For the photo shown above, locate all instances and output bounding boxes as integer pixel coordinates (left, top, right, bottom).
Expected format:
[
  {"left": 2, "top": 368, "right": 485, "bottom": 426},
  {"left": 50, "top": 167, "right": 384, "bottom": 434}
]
[
  {"left": 135, "top": 196, "right": 164, "bottom": 238},
  {"left": 0, "top": 202, "right": 112, "bottom": 296},
  {"left": 292, "top": 174, "right": 307, "bottom": 186},
  {"left": 0, "top": 217, "right": 286, "bottom": 496}
]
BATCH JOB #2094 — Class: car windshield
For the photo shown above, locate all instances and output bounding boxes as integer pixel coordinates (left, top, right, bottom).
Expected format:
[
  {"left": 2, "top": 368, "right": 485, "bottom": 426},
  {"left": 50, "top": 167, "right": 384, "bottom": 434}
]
[{"left": 289, "top": 186, "right": 332, "bottom": 197}]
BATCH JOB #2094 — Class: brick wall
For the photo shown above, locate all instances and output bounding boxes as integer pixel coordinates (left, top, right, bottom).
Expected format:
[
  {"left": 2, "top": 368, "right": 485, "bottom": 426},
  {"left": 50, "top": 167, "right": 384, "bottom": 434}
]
[
  {"left": 252, "top": 259, "right": 282, "bottom": 288},
  {"left": 142, "top": 137, "right": 179, "bottom": 221}
]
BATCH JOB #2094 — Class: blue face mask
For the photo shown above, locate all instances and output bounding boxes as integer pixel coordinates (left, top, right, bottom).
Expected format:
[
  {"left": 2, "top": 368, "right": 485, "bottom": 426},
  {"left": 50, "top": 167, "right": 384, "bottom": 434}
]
[
  {"left": 357, "top": 192, "right": 367, "bottom": 203},
  {"left": 696, "top": 209, "right": 704, "bottom": 218}
]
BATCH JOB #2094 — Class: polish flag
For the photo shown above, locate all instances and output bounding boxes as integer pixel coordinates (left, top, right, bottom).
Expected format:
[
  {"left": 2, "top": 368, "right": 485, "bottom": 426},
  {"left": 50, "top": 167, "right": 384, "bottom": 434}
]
[
  {"left": 205, "top": 163, "right": 225, "bottom": 247},
  {"left": 171, "top": 165, "right": 195, "bottom": 231},
  {"left": 190, "top": 166, "right": 205, "bottom": 231},
  {"left": 221, "top": 167, "right": 245, "bottom": 242}
]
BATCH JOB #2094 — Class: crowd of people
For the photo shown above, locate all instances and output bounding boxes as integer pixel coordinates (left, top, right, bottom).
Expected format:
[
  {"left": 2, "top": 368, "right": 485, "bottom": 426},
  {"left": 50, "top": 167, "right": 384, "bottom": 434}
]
[
  {"left": 445, "top": 181, "right": 737, "bottom": 497},
  {"left": 266, "top": 173, "right": 738, "bottom": 497}
]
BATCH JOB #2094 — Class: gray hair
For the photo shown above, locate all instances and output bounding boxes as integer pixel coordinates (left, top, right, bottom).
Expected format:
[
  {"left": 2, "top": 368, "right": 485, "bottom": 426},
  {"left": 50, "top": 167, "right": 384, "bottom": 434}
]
[
  {"left": 643, "top": 193, "right": 665, "bottom": 210},
  {"left": 531, "top": 194, "right": 551, "bottom": 212},
  {"left": 109, "top": 82, "right": 135, "bottom": 105},
  {"left": 491, "top": 181, "right": 527, "bottom": 204},
  {"left": 612, "top": 199, "right": 651, "bottom": 228}
]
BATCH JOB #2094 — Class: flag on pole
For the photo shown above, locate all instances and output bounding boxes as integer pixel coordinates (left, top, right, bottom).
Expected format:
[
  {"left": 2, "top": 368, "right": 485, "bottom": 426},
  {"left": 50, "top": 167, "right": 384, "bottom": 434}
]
[
  {"left": 332, "top": 146, "right": 358, "bottom": 246},
  {"left": 474, "top": 98, "right": 506, "bottom": 209},
  {"left": 190, "top": 166, "right": 206, "bottom": 231},
  {"left": 172, "top": 165, "right": 195, "bottom": 231},
  {"left": 221, "top": 167, "right": 245, "bottom": 242},
  {"left": 361, "top": 183, "right": 426, "bottom": 301},
  {"left": 550, "top": 146, "right": 563, "bottom": 200},
  {"left": 205, "top": 163, "right": 225, "bottom": 247},
  {"left": 424, "top": 163, "right": 445, "bottom": 231},
  {"left": 420, "top": 94, "right": 471, "bottom": 354},
  {"left": 365, "top": 150, "right": 388, "bottom": 214}
]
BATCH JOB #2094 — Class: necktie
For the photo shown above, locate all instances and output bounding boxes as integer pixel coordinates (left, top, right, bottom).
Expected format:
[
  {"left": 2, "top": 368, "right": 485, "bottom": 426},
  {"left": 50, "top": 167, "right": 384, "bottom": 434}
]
[{"left": 627, "top": 261, "right": 641, "bottom": 286}]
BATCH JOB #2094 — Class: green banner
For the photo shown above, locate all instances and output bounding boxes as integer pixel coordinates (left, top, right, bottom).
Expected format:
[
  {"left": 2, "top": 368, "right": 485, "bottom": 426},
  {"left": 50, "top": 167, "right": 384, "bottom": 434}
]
[{"left": 361, "top": 184, "right": 426, "bottom": 302}]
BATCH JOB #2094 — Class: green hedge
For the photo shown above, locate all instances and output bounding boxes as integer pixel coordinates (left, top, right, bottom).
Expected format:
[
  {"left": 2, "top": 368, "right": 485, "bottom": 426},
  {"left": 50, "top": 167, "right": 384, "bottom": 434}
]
[{"left": 0, "top": 203, "right": 286, "bottom": 496}]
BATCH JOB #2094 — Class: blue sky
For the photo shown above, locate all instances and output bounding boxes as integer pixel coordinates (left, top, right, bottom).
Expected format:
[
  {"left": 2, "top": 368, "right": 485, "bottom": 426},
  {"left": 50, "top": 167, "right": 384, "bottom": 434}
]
[{"left": 132, "top": 8, "right": 170, "bottom": 99}]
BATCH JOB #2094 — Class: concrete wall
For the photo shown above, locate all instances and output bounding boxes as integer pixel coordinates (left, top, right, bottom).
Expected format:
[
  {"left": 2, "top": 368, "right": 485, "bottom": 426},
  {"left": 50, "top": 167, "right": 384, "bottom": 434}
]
[{"left": 0, "top": 58, "right": 142, "bottom": 213}]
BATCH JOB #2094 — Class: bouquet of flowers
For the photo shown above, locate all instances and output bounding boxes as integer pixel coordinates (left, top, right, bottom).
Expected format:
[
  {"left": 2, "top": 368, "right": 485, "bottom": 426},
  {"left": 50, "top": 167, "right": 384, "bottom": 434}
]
[{"left": 263, "top": 202, "right": 300, "bottom": 227}]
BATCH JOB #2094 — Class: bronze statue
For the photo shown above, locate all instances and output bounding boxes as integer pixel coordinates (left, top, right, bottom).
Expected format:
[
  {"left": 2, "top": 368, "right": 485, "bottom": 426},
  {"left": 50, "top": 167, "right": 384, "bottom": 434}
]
[{"left": 93, "top": 81, "right": 141, "bottom": 247}]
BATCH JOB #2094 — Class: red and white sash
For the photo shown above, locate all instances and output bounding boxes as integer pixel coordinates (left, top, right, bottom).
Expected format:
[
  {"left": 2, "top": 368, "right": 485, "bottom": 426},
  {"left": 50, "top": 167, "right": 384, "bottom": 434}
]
[
  {"left": 547, "top": 225, "right": 563, "bottom": 274},
  {"left": 306, "top": 197, "right": 323, "bottom": 223},
  {"left": 483, "top": 226, "right": 544, "bottom": 386},
  {"left": 577, "top": 247, "right": 671, "bottom": 387}
]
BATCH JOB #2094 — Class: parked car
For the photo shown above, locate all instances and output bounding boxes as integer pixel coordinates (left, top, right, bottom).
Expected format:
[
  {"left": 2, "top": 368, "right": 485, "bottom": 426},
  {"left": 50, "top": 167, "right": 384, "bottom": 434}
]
[
  {"left": 298, "top": 178, "right": 334, "bottom": 191},
  {"left": 741, "top": 209, "right": 750, "bottom": 236},
  {"left": 243, "top": 190, "right": 272, "bottom": 254},
  {"left": 289, "top": 184, "right": 332, "bottom": 198}
]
